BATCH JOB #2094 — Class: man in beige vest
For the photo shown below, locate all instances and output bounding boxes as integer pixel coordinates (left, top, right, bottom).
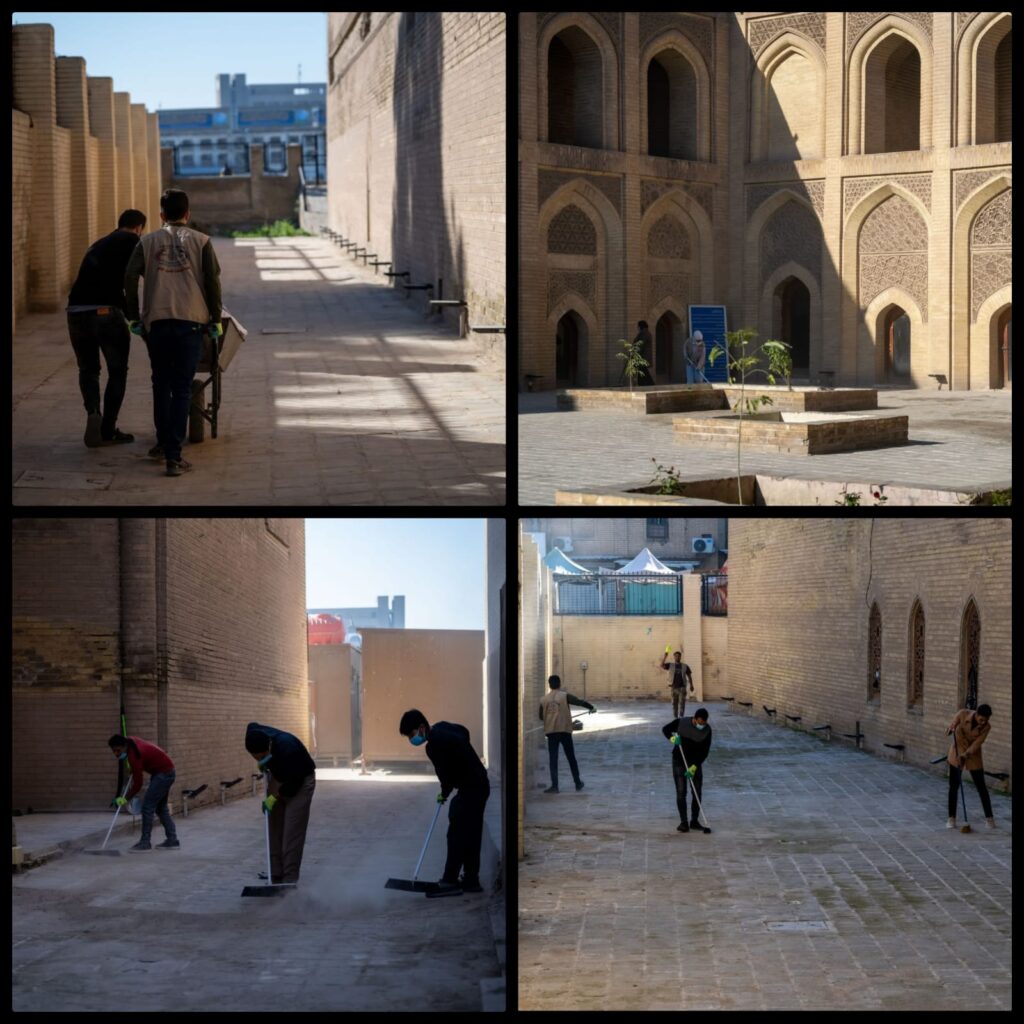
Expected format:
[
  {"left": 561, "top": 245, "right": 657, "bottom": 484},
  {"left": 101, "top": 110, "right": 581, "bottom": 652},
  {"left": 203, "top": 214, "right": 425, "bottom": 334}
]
[
  {"left": 539, "top": 675, "right": 595, "bottom": 793},
  {"left": 124, "top": 188, "right": 222, "bottom": 477}
]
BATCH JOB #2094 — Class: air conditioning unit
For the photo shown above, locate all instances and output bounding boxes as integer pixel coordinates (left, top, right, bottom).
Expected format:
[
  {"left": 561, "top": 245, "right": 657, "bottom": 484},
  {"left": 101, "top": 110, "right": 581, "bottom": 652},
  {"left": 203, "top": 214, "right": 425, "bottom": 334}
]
[
  {"left": 692, "top": 536, "right": 716, "bottom": 554},
  {"left": 556, "top": 536, "right": 574, "bottom": 553}
]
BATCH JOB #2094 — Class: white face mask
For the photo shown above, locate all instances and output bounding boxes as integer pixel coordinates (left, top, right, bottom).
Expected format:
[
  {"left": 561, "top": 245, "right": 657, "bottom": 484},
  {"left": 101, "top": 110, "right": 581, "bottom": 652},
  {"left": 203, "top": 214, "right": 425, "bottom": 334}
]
[{"left": 695, "top": 723, "right": 706, "bottom": 730}]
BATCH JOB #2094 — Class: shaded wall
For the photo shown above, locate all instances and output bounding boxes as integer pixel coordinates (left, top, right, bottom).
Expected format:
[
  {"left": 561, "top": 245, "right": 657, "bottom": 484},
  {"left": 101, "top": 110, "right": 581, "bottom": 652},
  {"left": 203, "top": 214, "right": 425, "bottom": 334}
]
[{"left": 308, "top": 644, "right": 360, "bottom": 762}]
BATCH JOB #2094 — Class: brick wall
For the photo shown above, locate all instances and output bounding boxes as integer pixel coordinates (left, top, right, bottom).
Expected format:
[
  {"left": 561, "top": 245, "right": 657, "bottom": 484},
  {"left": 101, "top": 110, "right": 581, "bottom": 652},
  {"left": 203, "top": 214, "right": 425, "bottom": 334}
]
[
  {"left": 11, "top": 518, "right": 309, "bottom": 812},
  {"left": 12, "top": 111, "right": 34, "bottom": 330},
  {"left": 327, "top": 12, "right": 506, "bottom": 336},
  {"left": 728, "top": 519, "right": 1012, "bottom": 787}
]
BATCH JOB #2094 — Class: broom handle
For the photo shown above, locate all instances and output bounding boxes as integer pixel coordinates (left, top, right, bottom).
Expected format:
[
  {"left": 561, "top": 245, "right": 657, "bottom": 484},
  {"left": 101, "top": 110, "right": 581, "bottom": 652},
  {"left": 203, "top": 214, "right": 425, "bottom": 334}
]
[
  {"left": 100, "top": 776, "right": 133, "bottom": 851},
  {"left": 264, "top": 771, "right": 273, "bottom": 882},
  {"left": 412, "top": 800, "right": 444, "bottom": 883},
  {"left": 679, "top": 746, "right": 707, "bottom": 826}
]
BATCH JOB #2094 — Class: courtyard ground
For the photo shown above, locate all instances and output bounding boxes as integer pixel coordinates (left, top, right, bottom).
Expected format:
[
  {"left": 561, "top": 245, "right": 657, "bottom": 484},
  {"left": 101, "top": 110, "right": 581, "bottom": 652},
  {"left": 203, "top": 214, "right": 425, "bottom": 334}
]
[
  {"left": 519, "top": 700, "right": 1011, "bottom": 1011},
  {"left": 518, "top": 389, "right": 1011, "bottom": 505},
  {"left": 13, "top": 237, "right": 504, "bottom": 506},
  {"left": 12, "top": 768, "right": 504, "bottom": 1012}
]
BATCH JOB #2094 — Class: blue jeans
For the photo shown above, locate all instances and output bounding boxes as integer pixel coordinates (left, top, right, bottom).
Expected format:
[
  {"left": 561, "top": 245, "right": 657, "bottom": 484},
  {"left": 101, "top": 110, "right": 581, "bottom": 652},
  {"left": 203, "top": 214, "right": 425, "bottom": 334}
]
[
  {"left": 145, "top": 320, "right": 205, "bottom": 462},
  {"left": 141, "top": 770, "right": 177, "bottom": 842},
  {"left": 547, "top": 732, "right": 581, "bottom": 789},
  {"left": 686, "top": 363, "right": 703, "bottom": 384},
  {"left": 67, "top": 309, "right": 131, "bottom": 435}
]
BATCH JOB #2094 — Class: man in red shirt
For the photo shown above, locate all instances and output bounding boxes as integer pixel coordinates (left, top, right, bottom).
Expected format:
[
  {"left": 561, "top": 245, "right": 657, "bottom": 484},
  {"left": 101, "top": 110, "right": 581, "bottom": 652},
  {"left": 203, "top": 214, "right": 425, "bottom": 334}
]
[{"left": 108, "top": 734, "right": 179, "bottom": 851}]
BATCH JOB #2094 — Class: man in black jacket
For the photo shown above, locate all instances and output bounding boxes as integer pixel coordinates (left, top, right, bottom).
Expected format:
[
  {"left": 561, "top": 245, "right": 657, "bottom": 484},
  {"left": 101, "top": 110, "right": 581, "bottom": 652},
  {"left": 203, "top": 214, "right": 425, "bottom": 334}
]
[
  {"left": 244, "top": 722, "right": 316, "bottom": 885},
  {"left": 661, "top": 707, "right": 713, "bottom": 833},
  {"left": 399, "top": 709, "right": 490, "bottom": 894},
  {"left": 65, "top": 209, "right": 146, "bottom": 447}
]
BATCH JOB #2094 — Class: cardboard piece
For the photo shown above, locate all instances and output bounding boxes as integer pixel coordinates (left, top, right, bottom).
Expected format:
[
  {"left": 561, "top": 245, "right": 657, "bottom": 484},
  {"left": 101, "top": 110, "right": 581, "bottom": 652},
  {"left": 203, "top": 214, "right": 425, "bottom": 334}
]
[{"left": 197, "top": 305, "right": 248, "bottom": 373}]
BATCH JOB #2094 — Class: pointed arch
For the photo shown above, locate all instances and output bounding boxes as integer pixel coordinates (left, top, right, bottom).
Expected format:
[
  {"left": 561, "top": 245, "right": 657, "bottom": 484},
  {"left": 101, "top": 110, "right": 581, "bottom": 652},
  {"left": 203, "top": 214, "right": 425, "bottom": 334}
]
[
  {"left": 639, "top": 29, "right": 711, "bottom": 162},
  {"left": 863, "top": 288, "right": 926, "bottom": 387},
  {"left": 639, "top": 188, "right": 713, "bottom": 302},
  {"left": 847, "top": 16, "right": 932, "bottom": 155},
  {"left": 867, "top": 601, "right": 882, "bottom": 703},
  {"left": 957, "top": 12, "right": 1012, "bottom": 146},
  {"left": 760, "top": 260, "right": 823, "bottom": 379},
  {"left": 907, "top": 597, "right": 926, "bottom": 709},
  {"left": 958, "top": 597, "right": 981, "bottom": 711}
]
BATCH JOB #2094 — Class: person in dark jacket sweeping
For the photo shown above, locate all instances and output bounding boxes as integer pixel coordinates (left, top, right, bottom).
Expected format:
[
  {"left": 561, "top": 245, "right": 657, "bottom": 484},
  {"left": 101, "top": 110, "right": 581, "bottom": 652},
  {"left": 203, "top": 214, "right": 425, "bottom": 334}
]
[
  {"left": 244, "top": 722, "right": 316, "bottom": 885},
  {"left": 399, "top": 710, "right": 490, "bottom": 894},
  {"left": 661, "top": 707, "right": 713, "bottom": 833},
  {"left": 107, "top": 733, "right": 178, "bottom": 851}
]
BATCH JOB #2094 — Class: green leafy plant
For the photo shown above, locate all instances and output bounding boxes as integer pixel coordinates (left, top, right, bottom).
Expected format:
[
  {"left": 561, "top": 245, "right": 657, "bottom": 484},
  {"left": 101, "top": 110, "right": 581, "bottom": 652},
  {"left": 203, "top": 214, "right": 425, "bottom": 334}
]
[
  {"left": 616, "top": 338, "right": 650, "bottom": 392},
  {"left": 989, "top": 489, "right": 1012, "bottom": 505},
  {"left": 836, "top": 486, "right": 889, "bottom": 506},
  {"left": 648, "top": 458, "right": 683, "bottom": 496},
  {"left": 707, "top": 328, "right": 792, "bottom": 505},
  {"left": 231, "top": 220, "right": 310, "bottom": 238}
]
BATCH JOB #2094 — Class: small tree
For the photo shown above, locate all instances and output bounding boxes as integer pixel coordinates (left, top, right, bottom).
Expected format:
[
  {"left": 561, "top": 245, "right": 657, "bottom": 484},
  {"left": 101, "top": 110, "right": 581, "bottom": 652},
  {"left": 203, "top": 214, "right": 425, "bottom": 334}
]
[
  {"left": 616, "top": 338, "right": 650, "bottom": 392},
  {"left": 707, "top": 329, "right": 792, "bottom": 505}
]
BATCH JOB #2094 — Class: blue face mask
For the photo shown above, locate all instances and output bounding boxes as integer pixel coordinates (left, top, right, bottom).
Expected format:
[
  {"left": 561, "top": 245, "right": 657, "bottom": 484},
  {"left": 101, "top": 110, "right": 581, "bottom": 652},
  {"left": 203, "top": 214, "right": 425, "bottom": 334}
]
[
  {"left": 118, "top": 752, "right": 128, "bottom": 760},
  {"left": 695, "top": 723, "right": 706, "bottom": 730},
  {"left": 410, "top": 734, "right": 426, "bottom": 747},
  {"left": 257, "top": 754, "right": 272, "bottom": 767}
]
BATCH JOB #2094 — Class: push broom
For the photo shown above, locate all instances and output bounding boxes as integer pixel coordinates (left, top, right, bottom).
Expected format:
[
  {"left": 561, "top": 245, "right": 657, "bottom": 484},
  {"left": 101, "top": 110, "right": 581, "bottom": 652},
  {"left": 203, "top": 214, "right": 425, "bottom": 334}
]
[
  {"left": 241, "top": 770, "right": 296, "bottom": 897},
  {"left": 86, "top": 776, "right": 133, "bottom": 856},
  {"left": 950, "top": 731, "right": 972, "bottom": 834},
  {"left": 385, "top": 799, "right": 461, "bottom": 897}
]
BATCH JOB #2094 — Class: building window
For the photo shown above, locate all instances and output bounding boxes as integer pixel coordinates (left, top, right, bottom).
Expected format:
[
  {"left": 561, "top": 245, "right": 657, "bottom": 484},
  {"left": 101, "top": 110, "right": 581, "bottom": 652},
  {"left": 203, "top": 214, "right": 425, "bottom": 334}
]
[
  {"left": 907, "top": 599, "right": 925, "bottom": 708},
  {"left": 867, "top": 602, "right": 881, "bottom": 702},
  {"left": 864, "top": 35, "right": 922, "bottom": 154},
  {"left": 646, "top": 50, "right": 698, "bottom": 160},
  {"left": 548, "top": 26, "right": 603, "bottom": 148},
  {"left": 959, "top": 599, "right": 980, "bottom": 710},
  {"left": 646, "top": 518, "right": 669, "bottom": 541}
]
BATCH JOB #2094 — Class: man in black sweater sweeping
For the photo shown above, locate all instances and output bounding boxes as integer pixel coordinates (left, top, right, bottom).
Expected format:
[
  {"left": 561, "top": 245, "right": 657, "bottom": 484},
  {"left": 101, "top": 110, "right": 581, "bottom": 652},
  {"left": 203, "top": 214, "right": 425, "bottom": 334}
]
[
  {"left": 662, "top": 707, "right": 713, "bottom": 833},
  {"left": 399, "top": 709, "right": 490, "bottom": 894}
]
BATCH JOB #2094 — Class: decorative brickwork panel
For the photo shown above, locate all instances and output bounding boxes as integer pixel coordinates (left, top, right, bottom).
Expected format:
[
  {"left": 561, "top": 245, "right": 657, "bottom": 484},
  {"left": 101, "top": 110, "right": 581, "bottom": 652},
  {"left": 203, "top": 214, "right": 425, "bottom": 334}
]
[
  {"left": 547, "top": 204, "right": 597, "bottom": 254},
  {"left": 548, "top": 270, "right": 596, "bottom": 314},
  {"left": 860, "top": 254, "right": 929, "bottom": 316},
  {"left": 539, "top": 169, "right": 622, "bottom": 215},
  {"left": 971, "top": 252, "right": 1011, "bottom": 321},
  {"left": 954, "top": 167, "right": 1011, "bottom": 211},
  {"left": 647, "top": 215, "right": 691, "bottom": 259},
  {"left": 747, "top": 180, "right": 825, "bottom": 220},
  {"left": 868, "top": 603, "right": 882, "bottom": 700},
  {"left": 759, "top": 200, "right": 822, "bottom": 288},
  {"left": 847, "top": 12, "right": 933, "bottom": 57},
  {"left": 641, "top": 179, "right": 713, "bottom": 222},
  {"left": 748, "top": 12, "right": 827, "bottom": 57},
  {"left": 970, "top": 189, "right": 1011, "bottom": 248},
  {"left": 639, "top": 13, "right": 713, "bottom": 69},
  {"left": 859, "top": 194, "right": 929, "bottom": 254},
  {"left": 844, "top": 174, "right": 932, "bottom": 215},
  {"left": 647, "top": 272, "right": 688, "bottom": 312}
]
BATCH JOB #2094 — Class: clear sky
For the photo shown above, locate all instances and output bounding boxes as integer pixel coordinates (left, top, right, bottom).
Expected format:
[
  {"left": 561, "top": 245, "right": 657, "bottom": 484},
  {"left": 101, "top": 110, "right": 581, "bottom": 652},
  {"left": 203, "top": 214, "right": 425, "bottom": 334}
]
[
  {"left": 305, "top": 519, "right": 486, "bottom": 631},
  {"left": 12, "top": 12, "right": 328, "bottom": 111}
]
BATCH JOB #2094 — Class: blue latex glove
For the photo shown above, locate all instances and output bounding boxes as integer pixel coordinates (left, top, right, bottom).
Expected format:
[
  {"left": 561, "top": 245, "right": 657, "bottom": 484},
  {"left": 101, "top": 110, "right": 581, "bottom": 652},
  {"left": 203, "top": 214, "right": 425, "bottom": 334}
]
[
  {"left": 670, "top": 733, "right": 681, "bottom": 746},
  {"left": 128, "top": 320, "right": 144, "bottom": 336},
  {"left": 436, "top": 792, "right": 447, "bottom": 804},
  {"left": 208, "top": 322, "right": 224, "bottom": 339},
  {"left": 262, "top": 795, "right": 278, "bottom": 814}
]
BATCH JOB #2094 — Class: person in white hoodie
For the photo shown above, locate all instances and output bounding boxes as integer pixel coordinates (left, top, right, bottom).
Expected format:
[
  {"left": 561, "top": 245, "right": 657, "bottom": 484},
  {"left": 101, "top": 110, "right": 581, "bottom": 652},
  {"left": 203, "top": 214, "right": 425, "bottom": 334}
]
[{"left": 684, "top": 330, "right": 706, "bottom": 384}]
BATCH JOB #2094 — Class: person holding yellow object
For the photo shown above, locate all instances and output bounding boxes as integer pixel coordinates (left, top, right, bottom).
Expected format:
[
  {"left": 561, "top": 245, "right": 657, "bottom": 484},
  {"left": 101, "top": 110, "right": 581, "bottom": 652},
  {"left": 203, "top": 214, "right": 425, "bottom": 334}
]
[{"left": 661, "top": 646, "right": 694, "bottom": 717}]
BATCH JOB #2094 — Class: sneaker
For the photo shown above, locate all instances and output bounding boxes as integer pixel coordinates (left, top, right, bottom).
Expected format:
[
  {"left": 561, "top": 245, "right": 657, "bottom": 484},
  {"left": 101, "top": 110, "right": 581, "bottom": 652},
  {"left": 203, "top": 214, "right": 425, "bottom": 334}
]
[
  {"left": 575, "top": 781, "right": 585, "bottom": 791},
  {"left": 985, "top": 818, "right": 996, "bottom": 830},
  {"left": 148, "top": 444, "right": 165, "bottom": 460},
  {"left": 459, "top": 878, "right": 484, "bottom": 893},
  {"left": 677, "top": 822, "right": 690, "bottom": 833},
  {"left": 544, "top": 786, "right": 559, "bottom": 794},
  {"left": 84, "top": 412, "right": 103, "bottom": 447},
  {"left": 155, "top": 838, "right": 180, "bottom": 849},
  {"left": 690, "top": 820, "right": 701, "bottom": 830},
  {"left": 166, "top": 458, "right": 192, "bottom": 477},
  {"left": 101, "top": 429, "right": 135, "bottom": 445},
  {"left": 128, "top": 840, "right": 152, "bottom": 852},
  {"left": 946, "top": 818, "right": 957, "bottom": 829}
]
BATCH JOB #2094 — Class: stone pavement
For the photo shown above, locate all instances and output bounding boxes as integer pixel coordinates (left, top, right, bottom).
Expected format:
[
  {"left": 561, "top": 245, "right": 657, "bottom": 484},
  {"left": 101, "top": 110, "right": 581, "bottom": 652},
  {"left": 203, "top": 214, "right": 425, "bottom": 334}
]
[
  {"left": 13, "top": 237, "right": 504, "bottom": 506},
  {"left": 518, "top": 389, "right": 1011, "bottom": 505},
  {"left": 13, "top": 769, "right": 504, "bottom": 1012},
  {"left": 519, "top": 701, "right": 1011, "bottom": 1011}
]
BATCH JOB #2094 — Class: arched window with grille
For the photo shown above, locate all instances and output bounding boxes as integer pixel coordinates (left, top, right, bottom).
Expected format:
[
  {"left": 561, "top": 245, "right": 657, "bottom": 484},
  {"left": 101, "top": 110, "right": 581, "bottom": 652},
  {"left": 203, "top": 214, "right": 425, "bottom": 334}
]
[
  {"left": 959, "top": 599, "right": 980, "bottom": 710},
  {"left": 867, "top": 602, "right": 881, "bottom": 702},
  {"left": 907, "top": 599, "right": 925, "bottom": 708}
]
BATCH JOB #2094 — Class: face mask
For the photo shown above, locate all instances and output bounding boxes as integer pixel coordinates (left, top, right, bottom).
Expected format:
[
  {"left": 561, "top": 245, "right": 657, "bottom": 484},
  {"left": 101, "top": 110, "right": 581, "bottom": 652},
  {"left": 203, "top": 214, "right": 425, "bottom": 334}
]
[
  {"left": 410, "top": 734, "right": 426, "bottom": 747},
  {"left": 695, "top": 723, "right": 706, "bottom": 731},
  {"left": 257, "top": 754, "right": 272, "bottom": 767},
  {"left": 118, "top": 752, "right": 127, "bottom": 760}
]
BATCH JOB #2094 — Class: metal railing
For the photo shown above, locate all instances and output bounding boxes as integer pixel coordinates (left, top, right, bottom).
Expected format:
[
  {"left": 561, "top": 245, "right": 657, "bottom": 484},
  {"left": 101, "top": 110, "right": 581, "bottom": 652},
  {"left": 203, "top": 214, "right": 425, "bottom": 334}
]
[
  {"left": 554, "top": 573, "right": 682, "bottom": 616},
  {"left": 701, "top": 574, "right": 728, "bottom": 616}
]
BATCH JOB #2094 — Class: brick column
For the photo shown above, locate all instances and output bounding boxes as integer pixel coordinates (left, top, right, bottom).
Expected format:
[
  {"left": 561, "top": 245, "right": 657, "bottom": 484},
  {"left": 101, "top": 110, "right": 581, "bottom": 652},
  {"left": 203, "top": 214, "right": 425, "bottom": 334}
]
[
  {"left": 682, "top": 574, "right": 704, "bottom": 700},
  {"left": 119, "top": 519, "right": 159, "bottom": 745},
  {"left": 12, "top": 24, "right": 64, "bottom": 311},
  {"left": 88, "top": 77, "right": 117, "bottom": 234},
  {"left": 113, "top": 91, "right": 134, "bottom": 220},
  {"left": 56, "top": 56, "right": 95, "bottom": 267},
  {"left": 130, "top": 102, "right": 149, "bottom": 216},
  {"left": 147, "top": 112, "right": 162, "bottom": 228}
]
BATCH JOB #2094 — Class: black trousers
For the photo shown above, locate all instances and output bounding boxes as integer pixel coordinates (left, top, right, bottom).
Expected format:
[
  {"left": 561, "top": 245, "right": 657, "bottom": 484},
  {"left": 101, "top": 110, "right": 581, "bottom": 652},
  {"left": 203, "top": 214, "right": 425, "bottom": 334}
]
[
  {"left": 673, "top": 760, "right": 703, "bottom": 824},
  {"left": 948, "top": 766, "right": 993, "bottom": 818},
  {"left": 547, "top": 731, "right": 581, "bottom": 789},
  {"left": 442, "top": 784, "right": 489, "bottom": 885},
  {"left": 67, "top": 309, "right": 131, "bottom": 436}
]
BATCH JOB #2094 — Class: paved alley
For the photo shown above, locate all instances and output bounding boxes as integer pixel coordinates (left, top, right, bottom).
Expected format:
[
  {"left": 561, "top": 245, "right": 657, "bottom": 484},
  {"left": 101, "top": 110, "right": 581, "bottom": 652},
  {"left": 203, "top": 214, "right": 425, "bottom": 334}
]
[
  {"left": 518, "top": 701, "right": 1011, "bottom": 1011},
  {"left": 13, "top": 237, "right": 504, "bottom": 506},
  {"left": 12, "top": 769, "right": 503, "bottom": 1012}
]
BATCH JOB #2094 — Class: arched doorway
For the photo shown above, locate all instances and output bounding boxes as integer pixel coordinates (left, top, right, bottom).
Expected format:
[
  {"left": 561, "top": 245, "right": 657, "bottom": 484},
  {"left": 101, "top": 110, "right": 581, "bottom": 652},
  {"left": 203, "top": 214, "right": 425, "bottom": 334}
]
[
  {"left": 555, "top": 311, "right": 585, "bottom": 387},
  {"left": 883, "top": 306, "right": 912, "bottom": 383},
  {"left": 996, "top": 305, "right": 1012, "bottom": 388},
  {"left": 655, "top": 311, "right": 682, "bottom": 384},
  {"left": 776, "top": 277, "right": 810, "bottom": 376}
]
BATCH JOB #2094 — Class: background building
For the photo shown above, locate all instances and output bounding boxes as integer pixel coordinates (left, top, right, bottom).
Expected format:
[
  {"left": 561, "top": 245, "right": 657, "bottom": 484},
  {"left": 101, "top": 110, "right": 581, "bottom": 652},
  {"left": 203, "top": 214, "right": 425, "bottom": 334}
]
[
  {"left": 308, "top": 595, "right": 406, "bottom": 634},
  {"left": 520, "top": 12, "right": 1012, "bottom": 391},
  {"left": 159, "top": 72, "right": 327, "bottom": 181}
]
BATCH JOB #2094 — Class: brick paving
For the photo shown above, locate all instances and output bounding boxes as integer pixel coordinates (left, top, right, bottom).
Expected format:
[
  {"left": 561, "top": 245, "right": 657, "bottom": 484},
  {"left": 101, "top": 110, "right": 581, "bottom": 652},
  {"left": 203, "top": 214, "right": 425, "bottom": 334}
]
[
  {"left": 13, "top": 769, "right": 503, "bottom": 1011},
  {"left": 13, "top": 237, "right": 504, "bottom": 506},
  {"left": 519, "top": 701, "right": 1011, "bottom": 1011},
  {"left": 518, "top": 389, "right": 1011, "bottom": 505}
]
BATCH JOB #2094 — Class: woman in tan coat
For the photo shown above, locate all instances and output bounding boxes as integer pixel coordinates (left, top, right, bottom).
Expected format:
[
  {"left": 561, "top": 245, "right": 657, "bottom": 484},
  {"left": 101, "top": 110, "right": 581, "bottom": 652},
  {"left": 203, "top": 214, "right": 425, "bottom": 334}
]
[{"left": 946, "top": 703, "right": 995, "bottom": 829}]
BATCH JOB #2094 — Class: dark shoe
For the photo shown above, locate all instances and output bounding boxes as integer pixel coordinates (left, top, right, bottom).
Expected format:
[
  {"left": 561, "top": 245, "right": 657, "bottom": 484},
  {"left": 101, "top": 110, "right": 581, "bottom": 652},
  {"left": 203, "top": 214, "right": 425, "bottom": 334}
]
[
  {"left": 676, "top": 822, "right": 690, "bottom": 833},
  {"left": 459, "top": 878, "right": 484, "bottom": 893},
  {"left": 166, "top": 458, "right": 192, "bottom": 477},
  {"left": 544, "top": 786, "right": 559, "bottom": 794},
  {"left": 155, "top": 838, "right": 180, "bottom": 849},
  {"left": 148, "top": 443, "right": 165, "bottom": 460},
  {"left": 690, "top": 820, "right": 701, "bottom": 830},
  {"left": 128, "top": 840, "right": 152, "bottom": 852},
  {"left": 101, "top": 428, "right": 135, "bottom": 445},
  {"left": 84, "top": 412, "right": 103, "bottom": 447},
  {"left": 575, "top": 780, "right": 585, "bottom": 791}
]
